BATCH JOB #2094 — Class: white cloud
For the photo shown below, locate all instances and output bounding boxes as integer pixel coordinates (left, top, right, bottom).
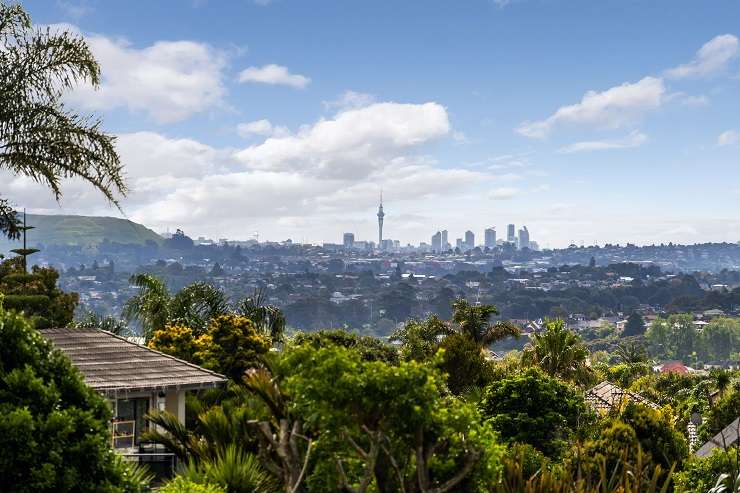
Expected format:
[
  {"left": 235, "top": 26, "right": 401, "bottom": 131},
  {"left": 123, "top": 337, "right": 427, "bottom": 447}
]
[
  {"left": 237, "top": 119, "right": 289, "bottom": 138},
  {"left": 323, "top": 90, "right": 376, "bottom": 111},
  {"left": 57, "top": 26, "right": 226, "bottom": 123},
  {"left": 517, "top": 77, "right": 664, "bottom": 138},
  {"left": 489, "top": 187, "right": 520, "bottom": 200},
  {"left": 235, "top": 102, "right": 451, "bottom": 178},
  {"left": 666, "top": 34, "right": 739, "bottom": 79},
  {"left": 717, "top": 130, "right": 740, "bottom": 146},
  {"left": 238, "top": 64, "right": 310, "bottom": 88},
  {"left": 557, "top": 130, "right": 648, "bottom": 154},
  {"left": 57, "top": 1, "right": 91, "bottom": 19}
]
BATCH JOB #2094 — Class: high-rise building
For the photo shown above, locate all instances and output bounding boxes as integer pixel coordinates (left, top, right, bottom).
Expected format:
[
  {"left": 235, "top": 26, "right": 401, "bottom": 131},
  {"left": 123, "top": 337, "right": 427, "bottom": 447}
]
[
  {"left": 507, "top": 224, "right": 515, "bottom": 243},
  {"left": 343, "top": 233, "right": 355, "bottom": 249},
  {"left": 465, "top": 230, "right": 475, "bottom": 249},
  {"left": 518, "top": 226, "right": 530, "bottom": 250},
  {"left": 456, "top": 238, "right": 464, "bottom": 250},
  {"left": 484, "top": 227, "right": 497, "bottom": 248},
  {"left": 431, "top": 231, "right": 442, "bottom": 252},
  {"left": 441, "top": 230, "right": 449, "bottom": 250},
  {"left": 377, "top": 192, "right": 385, "bottom": 248}
]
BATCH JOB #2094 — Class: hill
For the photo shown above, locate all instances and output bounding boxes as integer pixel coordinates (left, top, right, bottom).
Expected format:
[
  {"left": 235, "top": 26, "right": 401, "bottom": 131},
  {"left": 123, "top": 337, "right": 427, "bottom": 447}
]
[{"left": 0, "top": 214, "right": 163, "bottom": 250}]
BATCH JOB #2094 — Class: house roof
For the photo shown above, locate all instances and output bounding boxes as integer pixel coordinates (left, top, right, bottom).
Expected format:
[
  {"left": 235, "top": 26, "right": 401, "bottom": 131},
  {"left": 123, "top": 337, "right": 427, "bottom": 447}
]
[
  {"left": 40, "top": 328, "right": 227, "bottom": 395},
  {"left": 695, "top": 417, "right": 740, "bottom": 458},
  {"left": 585, "top": 381, "right": 659, "bottom": 412}
]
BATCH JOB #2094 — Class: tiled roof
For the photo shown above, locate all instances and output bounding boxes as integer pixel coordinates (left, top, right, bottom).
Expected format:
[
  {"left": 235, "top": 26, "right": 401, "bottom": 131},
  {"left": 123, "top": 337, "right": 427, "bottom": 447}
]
[
  {"left": 585, "top": 381, "right": 659, "bottom": 412},
  {"left": 40, "top": 328, "right": 227, "bottom": 395},
  {"left": 695, "top": 417, "right": 740, "bottom": 458}
]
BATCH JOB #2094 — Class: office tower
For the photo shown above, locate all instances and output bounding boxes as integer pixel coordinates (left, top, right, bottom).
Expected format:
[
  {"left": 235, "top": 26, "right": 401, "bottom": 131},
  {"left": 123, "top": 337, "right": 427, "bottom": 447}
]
[
  {"left": 456, "top": 238, "right": 464, "bottom": 250},
  {"left": 377, "top": 192, "right": 385, "bottom": 247},
  {"left": 465, "top": 230, "right": 475, "bottom": 249},
  {"left": 484, "top": 227, "right": 496, "bottom": 248},
  {"left": 431, "top": 231, "right": 442, "bottom": 252},
  {"left": 518, "top": 226, "right": 530, "bottom": 249},
  {"left": 441, "top": 230, "right": 449, "bottom": 250},
  {"left": 343, "top": 233, "right": 355, "bottom": 249},
  {"left": 507, "top": 224, "right": 515, "bottom": 243}
]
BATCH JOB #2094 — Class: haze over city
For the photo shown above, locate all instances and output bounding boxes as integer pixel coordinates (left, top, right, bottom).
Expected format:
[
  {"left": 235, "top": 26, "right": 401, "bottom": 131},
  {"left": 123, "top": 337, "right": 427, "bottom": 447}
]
[{"left": 8, "top": 0, "right": 740, "bottom": 247}]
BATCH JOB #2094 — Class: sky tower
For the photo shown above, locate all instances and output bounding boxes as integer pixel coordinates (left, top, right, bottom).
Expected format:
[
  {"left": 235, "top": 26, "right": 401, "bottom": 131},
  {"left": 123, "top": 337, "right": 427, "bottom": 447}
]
[{"left": 377, "top": 191, "right": 385, "bottom": 248}]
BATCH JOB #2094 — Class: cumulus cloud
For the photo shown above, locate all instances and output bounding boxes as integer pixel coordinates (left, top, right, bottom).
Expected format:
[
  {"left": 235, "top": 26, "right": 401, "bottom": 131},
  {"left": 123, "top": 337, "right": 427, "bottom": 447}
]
[
  {"left": 666, "top": 34, "right": 739, "bottom": 79},
  {"left": 238, "top": 64, "right": 310, "bottom": 88},
  {"left": 234, "top": 102, "right": 451, "bottom": 178},
  {"left": 516, "top": 77, "right": 664, "bottom": 138},
  {"left": 557, "top": 130, "right": 648, "bottom": 154},
  {"left": 718, "top": 130, "right": 740, "bottom": 146},
  {"left": 55, "top": 25, "right": 226, "bottom": 123},
  {"left": 237, "top": 119, "right": 290, "bottom": 138}
]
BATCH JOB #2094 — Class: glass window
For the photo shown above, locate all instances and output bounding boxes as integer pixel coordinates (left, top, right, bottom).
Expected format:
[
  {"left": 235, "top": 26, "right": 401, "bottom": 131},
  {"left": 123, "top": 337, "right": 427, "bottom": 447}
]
[{"left": 114, "top": 397, "right": 150, "bottom": 447}]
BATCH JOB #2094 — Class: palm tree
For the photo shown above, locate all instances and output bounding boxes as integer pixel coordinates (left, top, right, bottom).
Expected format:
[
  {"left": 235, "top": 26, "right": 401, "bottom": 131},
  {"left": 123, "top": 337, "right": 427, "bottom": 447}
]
[
  {"left": 713, "top": 369, "right": 732, "bottom": 400},
  {"left": 236, "top": 289, "right": 286, "bottom": 343},
  {"left": 170, "top": 282, "right": 230, "bottom": 335},
  {"left": 522, "top": 319, "right": 594, "bottom": 385},
  {"left": 615, "top": 342, "right": 649, "bottom": 364},
  {"left": 122, "top": 274, "right": 172, "bottom": 340},
  {"left": 451, "top": 298, "right": 520, "bottom": 347},
  {"left": 0, "top": 4, "right": 125, "bottom": 239}
]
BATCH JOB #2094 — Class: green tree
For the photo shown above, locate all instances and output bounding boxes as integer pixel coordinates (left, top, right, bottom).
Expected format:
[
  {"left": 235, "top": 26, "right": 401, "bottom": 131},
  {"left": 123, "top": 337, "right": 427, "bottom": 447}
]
[
  {"left": 197, "top": 314, "right": 270, "bottom": 381},
  {"left": 0, "top": 257, "right": 78, "bottom": 329},
  {"left": 479, "top": 367, "right": 589, "bottom": 457},
  {"left": 645, "top": 314, "right": 696, "bottom": 360},
  {"left": 522, "top": 319, "right": 594, "bottom": 385},
  {"left": 452, "top": 298, "right": 520, "bottom": 347},
  {"left": 617, "top": 402, "right": 688, "bottom": 470},
  {"left": 389, "top": 314, "right": 453, "bottom": 362},
  {"left": 622, "top": 312, "right": 646, "bottom": 337},
  {"left": 71, "top": 310, "right": 132, "bottom": 336},
  {"left": 438, "top": 332, "right": 494, "bottom": 395},
  {"left": 236, "top": 289, "right": 286, "bottom": 343},
  {"left": 0, "top": 301, "right": 147, "bottom": 492},
  {"left": 0, "top": 3, "right": 125, "bottom": 239}
]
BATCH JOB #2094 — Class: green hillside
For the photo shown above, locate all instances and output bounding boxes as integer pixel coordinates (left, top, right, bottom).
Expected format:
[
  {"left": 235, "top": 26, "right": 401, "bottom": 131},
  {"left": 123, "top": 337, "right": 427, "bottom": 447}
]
[{"left": 0, "top": 214, "right": 163, "bottom": 249}]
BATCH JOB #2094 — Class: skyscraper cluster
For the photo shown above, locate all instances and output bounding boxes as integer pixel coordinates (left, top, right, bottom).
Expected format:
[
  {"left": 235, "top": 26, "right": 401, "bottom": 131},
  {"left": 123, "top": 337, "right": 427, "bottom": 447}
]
[{"left": 429, "top": 223, "right": 535, "bottom": 252}]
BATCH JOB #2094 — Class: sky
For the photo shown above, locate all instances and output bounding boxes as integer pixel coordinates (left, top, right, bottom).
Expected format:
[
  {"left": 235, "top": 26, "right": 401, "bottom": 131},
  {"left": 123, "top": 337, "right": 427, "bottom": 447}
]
[{"left": 9, "top": 0, "right": 740, "bottom": 248}]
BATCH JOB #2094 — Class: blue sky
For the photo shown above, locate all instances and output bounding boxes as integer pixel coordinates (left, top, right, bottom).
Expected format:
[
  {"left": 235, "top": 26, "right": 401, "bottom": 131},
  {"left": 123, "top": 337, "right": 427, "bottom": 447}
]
[{"left": 12, "top": 0, "right": 740, "bottom": 247}]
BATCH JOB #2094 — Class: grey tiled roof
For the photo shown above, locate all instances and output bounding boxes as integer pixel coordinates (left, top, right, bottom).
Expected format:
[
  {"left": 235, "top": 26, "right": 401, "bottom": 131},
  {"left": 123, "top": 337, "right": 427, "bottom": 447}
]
[
  {"left": 695, "top": 417, "right": 740, "bottom": 458},
  {"left": 40, "top": 328, "right": 227, "bottom": 395},
  {"left": 585, "top": 381, "right": 659, "bottom": 412}
]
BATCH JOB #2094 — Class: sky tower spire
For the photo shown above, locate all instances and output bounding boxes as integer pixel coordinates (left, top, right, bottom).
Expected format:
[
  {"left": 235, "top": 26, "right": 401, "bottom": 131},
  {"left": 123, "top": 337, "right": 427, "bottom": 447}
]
[{"left": 377, "top": 190, "right": 385, "bottom": 249}]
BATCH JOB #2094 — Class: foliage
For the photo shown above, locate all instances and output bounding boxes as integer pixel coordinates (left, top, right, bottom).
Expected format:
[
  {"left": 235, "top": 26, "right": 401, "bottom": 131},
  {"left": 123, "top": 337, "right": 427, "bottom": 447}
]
[
  {"left": 674, "top": 447, "right": 739, "bottom": 493},
  {"left": 236, "top": 289, "right": 286, "bottom": 342},
  {"left": 451, "top": 298, "right": 520, "bottom": 347},
  {"left": 646, "top": 314, "right": 697, "bottom": 362},
  {"left": 196, "top": 315, "right": 270, "bottom": 381},
  {"left": 699, "top": 389, "right": 740, "bottom": 443},
  {"left": 622, "top": 312, "right": 646, "bottom": 337},
  {"left": 291, "top": 328, "right": 398, "bottom": 364},
  {"left": 438, "top": 332, "right": 494, "bottom": 395},
  {"left": 0, "top": 258, "right": 78, "bottom": 328},
  {"left": 0, "top": 301, "right": 148, "bottom": 492},
  {"left": 480, "top": 367, "right": 589, "bottom": 457},
  {"left": 389, "top": 314, "right": 453, "bottom": 362},
  {"left": 522, "top": 319, "right": 595, "bottom": 386},
  {"left": 617, "top": 402, "right": 688, "bottom": 470},
  {"left": 0, "top": 2, "right": 125, "bottom": 239},
  {"left": 148, "top": 324, "right": 202, "bottom": 364},
  {"left": 70, "top": 310, "right": 132, "bottom": 336},
  {"left": 160, "top": 476, "right": 225, "bottom": 493},
  {"left": 604, "top": 362, "right": 651, "bottom": 388},
  {"left": 180, "top": 445, "right": 278, "bottom": 493},
  {"left": 278, "top": 344, "right": 504, "bottom": 492}
]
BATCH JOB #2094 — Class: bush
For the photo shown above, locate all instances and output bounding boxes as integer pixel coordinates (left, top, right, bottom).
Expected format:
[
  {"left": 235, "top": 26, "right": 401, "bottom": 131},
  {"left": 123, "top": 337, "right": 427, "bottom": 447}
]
[
  {"left": 0, "top": 302, "right": 147, "bottom": 492},
  {"left": 480, "top": 367, "right": 589, "bottom": 457},
  {"left": 674, "top": 447, "right": 739, "bottom": 493},
  {"left": 438, "top": 332, "right": 494, "bottom": 394},
  {"left": 160, "top": 476, "right": 225, "bottom": 493}
]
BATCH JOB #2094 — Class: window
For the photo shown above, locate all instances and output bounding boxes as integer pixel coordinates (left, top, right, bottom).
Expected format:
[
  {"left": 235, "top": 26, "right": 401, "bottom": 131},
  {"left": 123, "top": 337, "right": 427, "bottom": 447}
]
[{"left": 113, "top": 397, "right": 150, "bottom": 448}]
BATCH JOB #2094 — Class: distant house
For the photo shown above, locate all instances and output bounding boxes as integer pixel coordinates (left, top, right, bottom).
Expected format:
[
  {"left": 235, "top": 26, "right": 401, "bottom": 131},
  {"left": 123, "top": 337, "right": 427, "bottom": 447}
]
[
  {"left": 40, "top": 328, "right": 226, "bottom": 464},
  {"left": 695, "top": 417, "right": 740, "bottom": 458},
  {"left": 585, "top": 381, "right": 659, "bottom": 412},
  {"left": 654, "top": 361, "right": 691, "bottom": 375}
]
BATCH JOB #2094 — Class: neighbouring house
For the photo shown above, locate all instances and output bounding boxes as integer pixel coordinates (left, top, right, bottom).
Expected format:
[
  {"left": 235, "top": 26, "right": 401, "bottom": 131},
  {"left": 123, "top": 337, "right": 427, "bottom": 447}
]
[
  {"left": 695, "top": 417, "right": 740, "bottom": 458},
  {"left": 585, "top": 381, "right": 659, "bottom": 413},
  {"left": 40, "top": 328, "right": 227, "bottom": 469},
  {"left": 654, "top": 360, "right": 691, "bottom": 375}
]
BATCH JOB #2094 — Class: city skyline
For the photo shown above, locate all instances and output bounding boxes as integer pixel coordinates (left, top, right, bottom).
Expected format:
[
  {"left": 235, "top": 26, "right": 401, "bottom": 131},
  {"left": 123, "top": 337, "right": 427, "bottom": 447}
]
[{"left": 5, "top": 1, "right": 740, "bottom": 248}]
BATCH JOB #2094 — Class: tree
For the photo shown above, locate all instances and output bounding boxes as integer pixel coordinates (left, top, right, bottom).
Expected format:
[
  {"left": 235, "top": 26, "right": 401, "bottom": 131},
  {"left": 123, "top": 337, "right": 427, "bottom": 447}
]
[
  {"left": 291, "top": 328, "right": 398, "bottom": 364},
  {"left": 70, "top": 310, "right": 132, "bottom": 336},
  {"left": 479, "top": 368, "right": 589, "bottom": 457},
  {"left": 196, "top": 314, "right": 270, "bottom": 381},
  {"left": 451, "top": 298, "right": 520, "bottom": 347},
  {"left": 0, "top": 301, "right": 147, "bottom": 492},
  {"left": 389, "top": 315, "right": 453, "bottom": 362},
  {"left": 438, "top": 332, "right": 494, "bottom": 395},
  {"left": 622, "top": 312, "right": 646, "bottom": 337},
  {"left": 522, "top": 319, "right": 594, "bottom": 385},
  {"left": 236, "top": 289, "right": 286, "bottom": 343},
  {"left": 0, "top": 3, "right": 125, "bottom": 239},
  {"left": 0, "top": 257, "right": 78, "bottom": 329}
]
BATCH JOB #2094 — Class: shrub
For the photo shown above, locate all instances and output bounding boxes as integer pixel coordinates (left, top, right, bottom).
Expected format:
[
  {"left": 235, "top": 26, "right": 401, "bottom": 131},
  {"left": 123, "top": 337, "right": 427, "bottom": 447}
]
[{"left": 160, "top": 476, "right": 225, "bottom": 493}]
